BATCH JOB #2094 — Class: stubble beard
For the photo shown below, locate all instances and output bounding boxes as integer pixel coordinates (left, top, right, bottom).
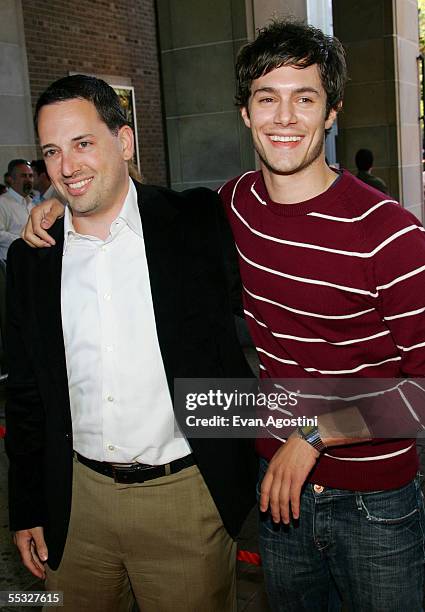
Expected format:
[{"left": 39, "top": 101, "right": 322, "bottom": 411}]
[
  {"left": 68, "top": 196, "right": 101, "bottom": 216},
  {"left": 257, "top": 134, "right": 325, "bottom": 177}
]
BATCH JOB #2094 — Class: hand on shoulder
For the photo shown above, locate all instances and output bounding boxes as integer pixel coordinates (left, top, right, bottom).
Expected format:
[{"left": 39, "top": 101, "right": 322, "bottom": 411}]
[{"left": 22, "top": 198, "right": 65, "bottom": 248}]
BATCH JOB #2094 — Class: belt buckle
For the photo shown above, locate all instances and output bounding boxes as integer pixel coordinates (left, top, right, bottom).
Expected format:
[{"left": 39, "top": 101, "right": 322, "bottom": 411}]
[{"left": 111, "top": 462, "right": 156, "bottom": 484}]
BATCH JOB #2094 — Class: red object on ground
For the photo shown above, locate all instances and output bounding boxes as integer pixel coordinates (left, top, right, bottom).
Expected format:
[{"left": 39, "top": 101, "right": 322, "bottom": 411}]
[
  {"left": 0, "top": 425, "right": 5, "bottom": 439},
  {"left": 237, "top": 550, "right": 262, "bottom": 566}
]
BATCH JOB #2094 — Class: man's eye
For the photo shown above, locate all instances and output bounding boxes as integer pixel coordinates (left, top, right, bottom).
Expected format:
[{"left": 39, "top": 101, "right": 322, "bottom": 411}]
[
  {"left": 259, "top": 97, "right": 274, "bottom": 104},
  {"left": 299, "top": 97, "right": 313, "bottom": 104},
  {"left": 78, "top": 141, "right": 91, "bottom": 149},
  {"left": 44, "top": 149, "right": 57, "bottom": 158}
]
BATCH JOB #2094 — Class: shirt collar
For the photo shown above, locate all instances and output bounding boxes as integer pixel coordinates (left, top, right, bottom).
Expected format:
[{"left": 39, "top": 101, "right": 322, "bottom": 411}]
[
  {"left": 117, "top": 180, "right": 142, "bottom": 237},
  {"left": 63, "top": 179, "right": 142, "bottom": 252},
  {"left": 7, "top": 188, "right": 26, "bottom": 203}
]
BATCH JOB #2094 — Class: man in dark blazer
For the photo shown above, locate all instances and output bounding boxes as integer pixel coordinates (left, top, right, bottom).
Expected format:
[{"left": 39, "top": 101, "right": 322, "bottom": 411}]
[{"left": 6, "top": 75, "right": 256, "bottom": 612}]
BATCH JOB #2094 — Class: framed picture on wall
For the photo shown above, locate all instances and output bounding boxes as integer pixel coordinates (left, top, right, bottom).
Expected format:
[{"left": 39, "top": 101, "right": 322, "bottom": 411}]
[{"left": 111, "top": 84, "right": 140, "bottom": 171}]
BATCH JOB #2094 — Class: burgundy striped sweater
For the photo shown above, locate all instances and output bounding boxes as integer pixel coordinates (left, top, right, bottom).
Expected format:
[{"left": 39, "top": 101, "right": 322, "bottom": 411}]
[{"left": 219, "top": 169, "right": 425, "bottom": 491}]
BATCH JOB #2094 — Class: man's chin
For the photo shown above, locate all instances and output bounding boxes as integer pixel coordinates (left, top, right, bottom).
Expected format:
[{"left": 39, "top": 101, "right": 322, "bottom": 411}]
[
  {"left": 261, "top": 158, "right": 305, "bottom": 176},
  {"left": 67, "top": 199, "right": 98, "bottom": 216}
]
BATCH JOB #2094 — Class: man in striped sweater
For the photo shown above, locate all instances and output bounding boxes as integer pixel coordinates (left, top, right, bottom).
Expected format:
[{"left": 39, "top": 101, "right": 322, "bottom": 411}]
[
  {"left": 22, "top": 20, "right": 425, "bottom": 612},
  {"left": 218, "top": 20, "right": 425, "bottom": 612}
]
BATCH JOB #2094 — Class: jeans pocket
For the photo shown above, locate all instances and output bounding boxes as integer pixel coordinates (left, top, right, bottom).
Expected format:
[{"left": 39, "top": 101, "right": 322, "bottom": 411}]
[{"left": 358, "top": 480, "right": 420, "bottom": 524}]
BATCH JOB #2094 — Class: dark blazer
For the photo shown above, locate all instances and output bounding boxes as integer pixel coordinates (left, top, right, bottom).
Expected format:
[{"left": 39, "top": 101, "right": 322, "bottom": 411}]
[{"left": 5, "top": 182, "right": 257, "bottom": 569}]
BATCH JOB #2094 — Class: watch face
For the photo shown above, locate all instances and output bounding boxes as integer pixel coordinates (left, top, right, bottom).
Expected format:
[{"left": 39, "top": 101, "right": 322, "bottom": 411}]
[{"left": 301, "top": 425, "right": 317, "bottom": 437}]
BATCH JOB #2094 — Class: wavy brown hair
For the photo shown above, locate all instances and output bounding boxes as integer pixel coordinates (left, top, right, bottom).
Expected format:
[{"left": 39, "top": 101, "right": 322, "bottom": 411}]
[{"left": 235, "top": 20, "right": 347, "bottom": 118}]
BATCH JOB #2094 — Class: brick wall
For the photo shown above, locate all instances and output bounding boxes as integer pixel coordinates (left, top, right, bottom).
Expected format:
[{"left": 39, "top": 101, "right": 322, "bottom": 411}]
[{"left": 21, "top": 0, "right": 168, "bottom": 186}]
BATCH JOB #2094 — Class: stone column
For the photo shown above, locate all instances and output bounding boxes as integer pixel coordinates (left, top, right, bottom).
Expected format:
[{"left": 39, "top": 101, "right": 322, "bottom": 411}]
[
  {"left": 393, "top": 0, "right": 422, "bottom": 219},
  {"left": 0, "top": 0, "right": 36, "bottom": 176},
  {"left": 333, "top": 0, "right": 422, "bottom": 219},
  {"left": 156, "top": 0, "right": 255, "bottom": 191}
]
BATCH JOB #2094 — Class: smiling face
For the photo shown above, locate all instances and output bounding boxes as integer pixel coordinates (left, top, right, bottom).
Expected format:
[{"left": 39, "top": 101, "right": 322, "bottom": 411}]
[
  {"left": 37, "top": 98, "right": 133, "bottom": 219},
  {"left": 241, "top": 64, "right": 337, "bottom": 179}
]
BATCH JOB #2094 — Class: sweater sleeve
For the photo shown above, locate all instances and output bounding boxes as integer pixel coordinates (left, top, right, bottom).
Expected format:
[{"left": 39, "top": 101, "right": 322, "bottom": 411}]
[
  {"left": 368, "top": 207, "right": 425, "bottom": 436},
  {"left": 372, "top": 208, "right": 425, "bottom": 377}
]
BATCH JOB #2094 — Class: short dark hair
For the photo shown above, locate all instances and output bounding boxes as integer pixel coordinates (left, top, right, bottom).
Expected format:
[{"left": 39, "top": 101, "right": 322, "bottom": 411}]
[
  {"left": 7, "top": 159, "right": 31, "bottom": 179},
  {"left": 355, "top": 148, "right": 374, "bottom": 171},
  {"left": 31, "top": 159, "right": 47, "bottom": 176},
  {"left": 235, "top": 20, "right": 347, "bottom": 116},
  {"left": 34, "top": 74, "right": 129, "bottom": 134}
]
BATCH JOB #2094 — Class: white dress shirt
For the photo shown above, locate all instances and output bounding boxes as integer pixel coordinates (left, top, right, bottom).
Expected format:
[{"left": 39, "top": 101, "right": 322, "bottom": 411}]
[
  {"left": 0, "top": 188, "right": 34, "bottom": 260},
  {"left": 61, "top": 180, "right": 191, "bottom": 464}
]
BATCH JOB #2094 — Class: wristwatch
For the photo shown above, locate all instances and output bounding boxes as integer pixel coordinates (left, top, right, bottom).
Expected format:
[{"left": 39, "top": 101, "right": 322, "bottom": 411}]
[{"left": 296, "top": 425, "right": 326, "bottom": 453}]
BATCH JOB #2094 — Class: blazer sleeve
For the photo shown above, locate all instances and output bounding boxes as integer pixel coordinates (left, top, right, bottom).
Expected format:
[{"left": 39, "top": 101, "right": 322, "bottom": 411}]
[{"left": 5, "top": 243, "right": 46, "bottom": 531}]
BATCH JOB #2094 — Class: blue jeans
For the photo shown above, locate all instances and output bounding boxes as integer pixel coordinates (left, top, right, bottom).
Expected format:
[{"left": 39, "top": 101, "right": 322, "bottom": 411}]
[{"left": 258, "top": 457, "right": 425, "bottom": 612}]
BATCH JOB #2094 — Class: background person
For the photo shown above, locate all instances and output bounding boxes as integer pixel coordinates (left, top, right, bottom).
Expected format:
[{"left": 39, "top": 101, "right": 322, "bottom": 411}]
[
  {"left": 0, "top": 159, "right": 34, "bottom": 262},
  {"left": 355, "top": 148, "right": 388, "bottom": 194},
  {"left": 30, "top": 159, "right": 58, "bottom": 203}
]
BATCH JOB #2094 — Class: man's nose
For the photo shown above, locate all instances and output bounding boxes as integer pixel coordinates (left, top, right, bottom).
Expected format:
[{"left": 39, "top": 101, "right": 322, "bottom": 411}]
[
  {"left": 61, "top": 154, "right": 80, "bottom": 177},
  {"left": 274, "top": 100, "right": 297, "bottom": 126}
]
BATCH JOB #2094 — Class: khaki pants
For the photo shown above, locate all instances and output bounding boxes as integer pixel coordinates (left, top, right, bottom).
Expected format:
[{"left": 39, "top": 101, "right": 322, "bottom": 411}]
[{"left": 45, "top": 457, "right": 236, "bottom": 612}]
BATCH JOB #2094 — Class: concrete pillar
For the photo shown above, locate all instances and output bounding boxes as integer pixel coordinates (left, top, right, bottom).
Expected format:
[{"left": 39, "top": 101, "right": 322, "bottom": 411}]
[
  {"left": 156, "top": 0, "right": 255, "bottom": 191},
  {"left": 333, "top": 0, "right": 422, "bottom": 219},
  {"left": 0, "top": 0, "right": 36, "bottom": 178},
  {"left": 393, "top": 0, "right": 422, "bottom": 219}
]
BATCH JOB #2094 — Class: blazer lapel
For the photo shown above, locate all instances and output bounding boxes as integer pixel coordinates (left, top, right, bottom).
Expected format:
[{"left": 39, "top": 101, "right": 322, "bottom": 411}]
[{"left": 136, "top": 183, "right": 183, "bottom": 393}]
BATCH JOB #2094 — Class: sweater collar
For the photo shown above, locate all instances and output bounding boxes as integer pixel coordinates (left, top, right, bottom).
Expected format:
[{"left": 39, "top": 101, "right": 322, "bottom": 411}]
[{"left": 252, "top": 169, "right": 352, "bottom": 217}]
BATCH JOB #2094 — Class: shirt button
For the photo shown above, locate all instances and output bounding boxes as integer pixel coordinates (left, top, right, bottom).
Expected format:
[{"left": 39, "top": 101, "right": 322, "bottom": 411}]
[
  {"left": 101, "top": 245, "right": 107, "bottom": 252},
  {"left": 107, "top": 395, "right": 114, "bottom": 402},
  {"left": 106, "top": 345, "right": 113, "bottom": 352},
  {"left": 103, "top": 293, "right": 111, "bottom": 301},
  {"left": 313, "top": 484, "right": 324, "bottom": 494},
  {"left": 107, "top": 444, "right": 115, "bottom": 451}
]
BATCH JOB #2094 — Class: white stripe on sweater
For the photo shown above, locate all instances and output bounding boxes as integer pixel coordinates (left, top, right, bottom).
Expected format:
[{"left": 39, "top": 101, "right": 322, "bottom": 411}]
[
  {"left": 231, "top": 195, "right": 423, "bottom": 257},
  {"left": 256, "top": 346, "right": 401, "bottom": 374},
  {"left": 323, "top": 443, "right": 414, "bottom": 461},
  {"left": 251, "top": 183, "right": 267, "bottom": 205},
  {"left": 266, "top": 434, "right": 414, "bottom": 462},
  {"left": 396, "top": 341, "right": 425, "bottom": 352},
  {"left": 244, "top": 309, "right": 390, "bottom": 345},
  {"left": 307, "top": 199, "right": 398, "bottom": 222},
  {"left": 376, "top": 264, "right": 425, "bottom": 291},
  {"left": 237, "top": 246, "right": 378, "bottom": 297},
  {"left": 246, "top": 177, "right": 398, "bottom": 223},
  {"left": 384, "top": 306, "right": 425, "bottom": 321},
  {"left": 243, "top": 286, "right": 375, "bottom": 320}
]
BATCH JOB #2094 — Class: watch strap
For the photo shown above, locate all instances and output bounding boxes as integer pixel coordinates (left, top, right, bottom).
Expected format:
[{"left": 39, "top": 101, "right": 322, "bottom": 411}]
[{"left": 296, "top": 425, "right": 326, "bottom": 452}]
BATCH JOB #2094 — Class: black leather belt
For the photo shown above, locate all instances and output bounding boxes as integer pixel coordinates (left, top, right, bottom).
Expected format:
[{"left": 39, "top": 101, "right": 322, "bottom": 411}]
[{"left": 75, "top": 452, "right": 196, "bottom": 484}]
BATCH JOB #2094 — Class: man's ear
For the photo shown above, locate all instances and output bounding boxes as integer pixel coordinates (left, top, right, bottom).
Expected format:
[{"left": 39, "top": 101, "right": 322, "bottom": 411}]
[
  {"left": 325, "top": 103, "right": 341, "bottom": 131},
  {"left": 240, "top": 106, "right": 251, "bottom": 129},
  {"left": 118, "top": 125, "right": 134, "bottom": 161}
]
